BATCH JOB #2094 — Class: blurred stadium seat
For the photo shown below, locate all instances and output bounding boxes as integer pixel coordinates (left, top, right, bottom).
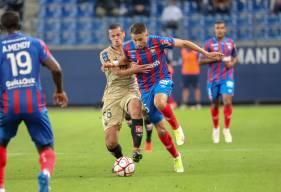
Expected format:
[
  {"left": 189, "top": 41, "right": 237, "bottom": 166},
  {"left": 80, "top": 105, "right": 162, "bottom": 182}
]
[{"left": 36, "top": 0, "right": 281, "bottom": 46}]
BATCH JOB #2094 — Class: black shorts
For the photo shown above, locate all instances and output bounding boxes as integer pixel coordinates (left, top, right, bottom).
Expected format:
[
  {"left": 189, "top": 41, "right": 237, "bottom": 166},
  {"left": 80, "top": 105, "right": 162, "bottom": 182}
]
[{"left": 182, "top": 74, "right": 200, "bottom": 88}]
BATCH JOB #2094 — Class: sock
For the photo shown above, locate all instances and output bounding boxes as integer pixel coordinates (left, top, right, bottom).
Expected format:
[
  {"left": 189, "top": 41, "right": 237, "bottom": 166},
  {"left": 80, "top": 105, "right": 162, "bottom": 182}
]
[
  {"left": 160, "top": 104, "right": 179, "bottom": 130},
  {"left": 224, "top": 105, "right": 232, "bottom": 128},
  {"left": 107, "top": 144, "right": 123, "bottom": 159},
  {"left": 158, "top": 131, "right": 178, "bottom": 158},
  {"left": 131, "top": 119, "right": 143, "bottom": 148},
  {"left": 39, "top": 148, "right": 56, "bottom": 175},
  {"left": 144, "top": 118, "right": 153, "bottom": 143},
  {"left": 0, "top": 147, "right": 7, "bottom": 189},
  {"left": 211, "top": 107, "right": 219, "bottom": 128}
]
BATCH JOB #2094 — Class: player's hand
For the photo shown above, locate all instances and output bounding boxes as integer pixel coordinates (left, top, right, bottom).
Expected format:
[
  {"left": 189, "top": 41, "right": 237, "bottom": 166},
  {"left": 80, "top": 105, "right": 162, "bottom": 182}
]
[
  {"left": 205, "top": 52, "right": 224, "bottom": 60},
  {"left": 53, "top": 91, "right": 68, "bottom": 108},
  {"left": 131, "top": 62, "right": 151, "bottom": 74},
  {"left": 103, "top": 62, "right": 116, "bottom": 68}
]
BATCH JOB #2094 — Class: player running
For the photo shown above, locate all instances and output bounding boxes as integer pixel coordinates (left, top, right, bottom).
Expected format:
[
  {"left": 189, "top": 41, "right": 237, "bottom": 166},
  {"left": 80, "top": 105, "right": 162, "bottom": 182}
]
[
  {"left": 100, "top": 24, "right": 150, "bottom": 163},
  {"left": 103, "top": 23, "right": 223, "bottom": 173},
  {"left": 0, "top": 11, "right": 68, "bottom": 192},
  {"left": 199, "top": 21, "right": 238, "bottom": 144}
]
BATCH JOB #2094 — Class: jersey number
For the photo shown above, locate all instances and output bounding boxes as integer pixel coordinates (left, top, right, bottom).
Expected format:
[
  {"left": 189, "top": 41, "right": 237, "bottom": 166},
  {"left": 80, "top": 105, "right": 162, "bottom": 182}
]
[{"left": 7, "top": 51, "right": 32, "bottom": 77}]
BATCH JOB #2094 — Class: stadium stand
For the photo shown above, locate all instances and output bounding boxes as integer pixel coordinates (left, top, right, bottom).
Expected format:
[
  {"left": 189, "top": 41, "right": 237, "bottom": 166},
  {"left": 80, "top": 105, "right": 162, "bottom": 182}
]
[{"left": 34, "top": 0, "right": 281, "bottom": 46}]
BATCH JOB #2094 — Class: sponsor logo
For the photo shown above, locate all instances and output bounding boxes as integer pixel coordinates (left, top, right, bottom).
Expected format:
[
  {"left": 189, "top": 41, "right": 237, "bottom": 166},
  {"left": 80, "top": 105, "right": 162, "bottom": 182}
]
[
  {"left": 226, "top": 81, "right": 234, "bottom": 88},
  {"left": 6, "top": 78, "right": 36, "bottom": 89},
  {"left": 146, "top": 60, "right": 160, "bottom": 68}
]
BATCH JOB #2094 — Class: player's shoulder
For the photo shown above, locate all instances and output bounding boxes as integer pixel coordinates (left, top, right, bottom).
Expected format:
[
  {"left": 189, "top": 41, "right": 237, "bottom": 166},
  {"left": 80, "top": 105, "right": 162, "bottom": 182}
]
[
  {"left": 226, "top": 37, "right": 235, "bottom": 44},
  {"left": 123, "top": 40, "right": 134, "bottom": 48},
  {"left": 204, "top": 37, "right": 215, "bottom": 44},
  {"left": 100, "top": 46, "right": 111, "bottom": 55}
]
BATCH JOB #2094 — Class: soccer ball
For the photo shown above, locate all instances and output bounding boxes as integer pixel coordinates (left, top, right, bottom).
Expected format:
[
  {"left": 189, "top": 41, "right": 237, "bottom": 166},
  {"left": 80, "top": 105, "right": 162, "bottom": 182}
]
[{"left": 113, "top": 157, "right": 135, "bottom": 176}]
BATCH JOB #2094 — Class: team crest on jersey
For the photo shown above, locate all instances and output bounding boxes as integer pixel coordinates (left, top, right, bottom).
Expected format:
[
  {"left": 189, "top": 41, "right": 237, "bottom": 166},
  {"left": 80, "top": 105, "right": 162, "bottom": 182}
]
[
  {"left": 150, "top": 48, "right": 156, "bottom": 54},
  {"left": 160, "top": 39, "right": 172, "bottom": 47}
]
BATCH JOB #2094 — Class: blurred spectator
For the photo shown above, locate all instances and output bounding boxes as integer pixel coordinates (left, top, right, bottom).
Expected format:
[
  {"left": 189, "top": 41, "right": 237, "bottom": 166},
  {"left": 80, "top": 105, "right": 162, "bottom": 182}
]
[
  {"left": 212, "top": 0, "right": 231, "bottom": 14},
  {"left": 5, "top": 0, "right": 24, "bottom": 20},
  {"left": 127, "top": 0, "right": 150, "bottom": 17},
  {"left": 180, "top": 48, "right": 201, "bottom": 109},
  {"left": 161, "top": 0, "right": 183, "bottom": 34},
  {"left": 272, "top": 0, "right": 281, "bottom": 13},
  {"left": 95, "top": 0, "right": 121, "bottom": 17}
]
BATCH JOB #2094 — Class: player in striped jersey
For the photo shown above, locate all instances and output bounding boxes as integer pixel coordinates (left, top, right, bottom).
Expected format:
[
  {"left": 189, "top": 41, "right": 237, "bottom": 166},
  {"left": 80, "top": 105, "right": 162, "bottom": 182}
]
[
  {"left": 0, "top": 11, "right": 68, "bottom": 192},
  {"left": 103, "top": 23, "right": 223, "bottom": 172},
  {"left": 200, "top": 21, "right": 238, "bottom": 144}
]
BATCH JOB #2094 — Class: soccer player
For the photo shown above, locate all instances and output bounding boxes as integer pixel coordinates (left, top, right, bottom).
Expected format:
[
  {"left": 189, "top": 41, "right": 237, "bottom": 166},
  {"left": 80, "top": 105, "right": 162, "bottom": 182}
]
[
  {"left": 199, "top": 21, "right": 237, "bottom": 144},
  {"left": 103, "top": 23, "right": 223, "bottom": 172},
  {"left": 0, "top": 11, "right": 68, "bottom": 192},
  {"left": 100, "top": 24, "right": 150, "bottom": 163}
]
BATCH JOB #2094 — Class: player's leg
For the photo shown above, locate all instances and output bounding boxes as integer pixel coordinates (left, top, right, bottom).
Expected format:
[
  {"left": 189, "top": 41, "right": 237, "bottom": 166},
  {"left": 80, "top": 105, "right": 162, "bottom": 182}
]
[
  {"left": 221, "top": 80, "right": 234, "bottom": 143},
  {"left": 154, "top": 120, "right": 184, "bottom": 173},
  {"left": 222, "top": 94, "right": 233, "bottom": 143},
  {"left": 144, "top": 116, "right": 153, "bottom": 152},
  {"left": 105, "top": 125, "right": 123, "bottom": 159},
  {"left": 102, "top": 100, "right": 124, "bottom": 159},
  {"left": 127, "top": 98, "right": 144, "bottom": 162},
  {"left": 24, "top": 110, "right": 56, "bottom": 192},
  {"left": 154, "top": 92, "right": 185, "bottom": 145},
  {"left": 0, "top": 115, "right": 20, "bottom": 192},
  {"left": 208, "top": 83, "right": 221, "bottom": 143}
]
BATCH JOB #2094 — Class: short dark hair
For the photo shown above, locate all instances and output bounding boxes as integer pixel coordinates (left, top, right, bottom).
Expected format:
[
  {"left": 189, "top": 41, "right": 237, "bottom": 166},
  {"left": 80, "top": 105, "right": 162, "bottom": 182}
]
[
  {"left": 1, "top": 11, "right": 20, "bottom": 32},
  {"left": 130, "top": 23, "right": 147, "bottom": 34},
  {"left": 108, "top": 23, "right": 123, "bottom": 31},
  {"left": 215, "top": 21, "right": 226, "bottom": 26}
]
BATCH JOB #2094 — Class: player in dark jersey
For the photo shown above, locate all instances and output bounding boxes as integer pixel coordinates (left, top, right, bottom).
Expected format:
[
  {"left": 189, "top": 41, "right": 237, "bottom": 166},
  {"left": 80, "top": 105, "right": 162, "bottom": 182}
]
[
  {"left": 103, "top": 23, "right": 223, "bottom": 172},
  {"left": 0, "top": 11, "right": 68, "bottom": 192},
  {"left": 200, "top": 21, "right": 237, "bottom": 144}
]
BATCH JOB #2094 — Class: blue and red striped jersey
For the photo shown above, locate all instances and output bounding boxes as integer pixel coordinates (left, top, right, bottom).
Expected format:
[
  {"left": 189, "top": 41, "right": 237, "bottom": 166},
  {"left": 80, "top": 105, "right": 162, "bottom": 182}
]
[
  {"left": 0, "top": 32, "right": 51, "bottom": 114},
  {"left": 123, "top": 35, "right": 174, "bottom": 93},
  {"left": 204, "top": 37, "right": 237, "bottom": 83}
]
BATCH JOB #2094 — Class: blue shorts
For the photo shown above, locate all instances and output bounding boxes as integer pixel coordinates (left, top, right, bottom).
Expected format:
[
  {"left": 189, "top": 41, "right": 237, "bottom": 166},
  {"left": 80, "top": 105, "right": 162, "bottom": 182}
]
[
  {"left": 207, "top": 80, "right": 235, "bottom": 101},
  {"left": 0, "top": 108, "right": 54, "bottom": 148},
  {"left": 141, "top": 79, "right": 173, "bottom": 124}
]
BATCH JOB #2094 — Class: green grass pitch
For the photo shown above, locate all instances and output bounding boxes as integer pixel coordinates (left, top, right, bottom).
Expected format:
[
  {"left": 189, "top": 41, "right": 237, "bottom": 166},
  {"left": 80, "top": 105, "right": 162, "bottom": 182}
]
[{"left": 5, "top": 106, "right": 281, "bottom": 192}]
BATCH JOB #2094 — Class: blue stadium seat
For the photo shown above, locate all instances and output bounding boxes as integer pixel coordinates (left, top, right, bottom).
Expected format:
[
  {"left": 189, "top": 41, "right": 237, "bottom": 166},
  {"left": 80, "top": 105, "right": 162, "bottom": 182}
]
[
  {"left": 76, "top": 31, "right": 94, "bottom": 45},
  {"left": 44, "top": 31, "right": 61, "bottom": 45},
  {"left": 77, "top": 2, "right": 94, "bottom": 17},
  {"left": 45, "top": 19, "right": 61, "bottom": 32},
  {"left": 61, "top": 18, "right": 77, "bottom": 31},
  {"left": 61, "top": 31, "right": 76, "bottom": 45},
  {"left": 77, "top": 18, "right": 93, "bottom": 31},
  {"left": 62, "top": 3, "right": 78, "bottom": 18},
  {"left": 45, "top": 3, "right": 63, "bottom": 18}
]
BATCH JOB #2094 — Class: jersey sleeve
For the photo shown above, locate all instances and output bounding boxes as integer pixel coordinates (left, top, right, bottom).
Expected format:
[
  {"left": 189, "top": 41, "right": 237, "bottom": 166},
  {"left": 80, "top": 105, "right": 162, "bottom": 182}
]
[
  {"left": 231, "top": 42, "right": 237, "bottom": 57},
  {"left": 38, "top": 39, "right": 52, "bottom": 62},
  {"left": 100, "top": 50, "right": 111, "bottom": 65},
  {"left": 122, "top": 44, "right": 130, "bottom": 61},
  {"left": 154, "top": 35, "right": 175, "bottom": 50}
]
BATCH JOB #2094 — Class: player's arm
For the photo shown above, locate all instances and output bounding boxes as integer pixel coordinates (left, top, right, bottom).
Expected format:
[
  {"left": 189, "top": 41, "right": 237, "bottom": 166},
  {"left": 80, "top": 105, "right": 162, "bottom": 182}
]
[
  {"left": 173, "top": 38, "right": 224, "bottom": 60},
  {"left": 42, "top": 57, "right": 68, "bottom": 108},
  {"left": 111, "top": 63, "right": 151, "bottom": 77},
  {"left": 199, "top": 58, "right": 220, "bottom": 65},
  {"left": 103, "top": 56, "right": 129, "bottom": 68}
]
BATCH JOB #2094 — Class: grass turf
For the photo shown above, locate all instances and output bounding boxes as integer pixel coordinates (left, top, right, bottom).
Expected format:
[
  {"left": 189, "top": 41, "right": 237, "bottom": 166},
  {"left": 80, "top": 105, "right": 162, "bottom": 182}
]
[{"left": 5, "top": 106, "right": 281, "bottom": 192}]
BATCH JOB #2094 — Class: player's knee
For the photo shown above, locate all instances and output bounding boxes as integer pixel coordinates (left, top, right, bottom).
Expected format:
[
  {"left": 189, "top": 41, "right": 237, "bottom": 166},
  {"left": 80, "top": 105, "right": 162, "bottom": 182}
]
[
  {"left": 223, "top": 99, "right": 232, "bottom": 107},
  {"left": 154, "top": 98, "right": 167, "bottom": 110},
  {"left": 128, "top": 100, "right": 142, "bottom": 119}
]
